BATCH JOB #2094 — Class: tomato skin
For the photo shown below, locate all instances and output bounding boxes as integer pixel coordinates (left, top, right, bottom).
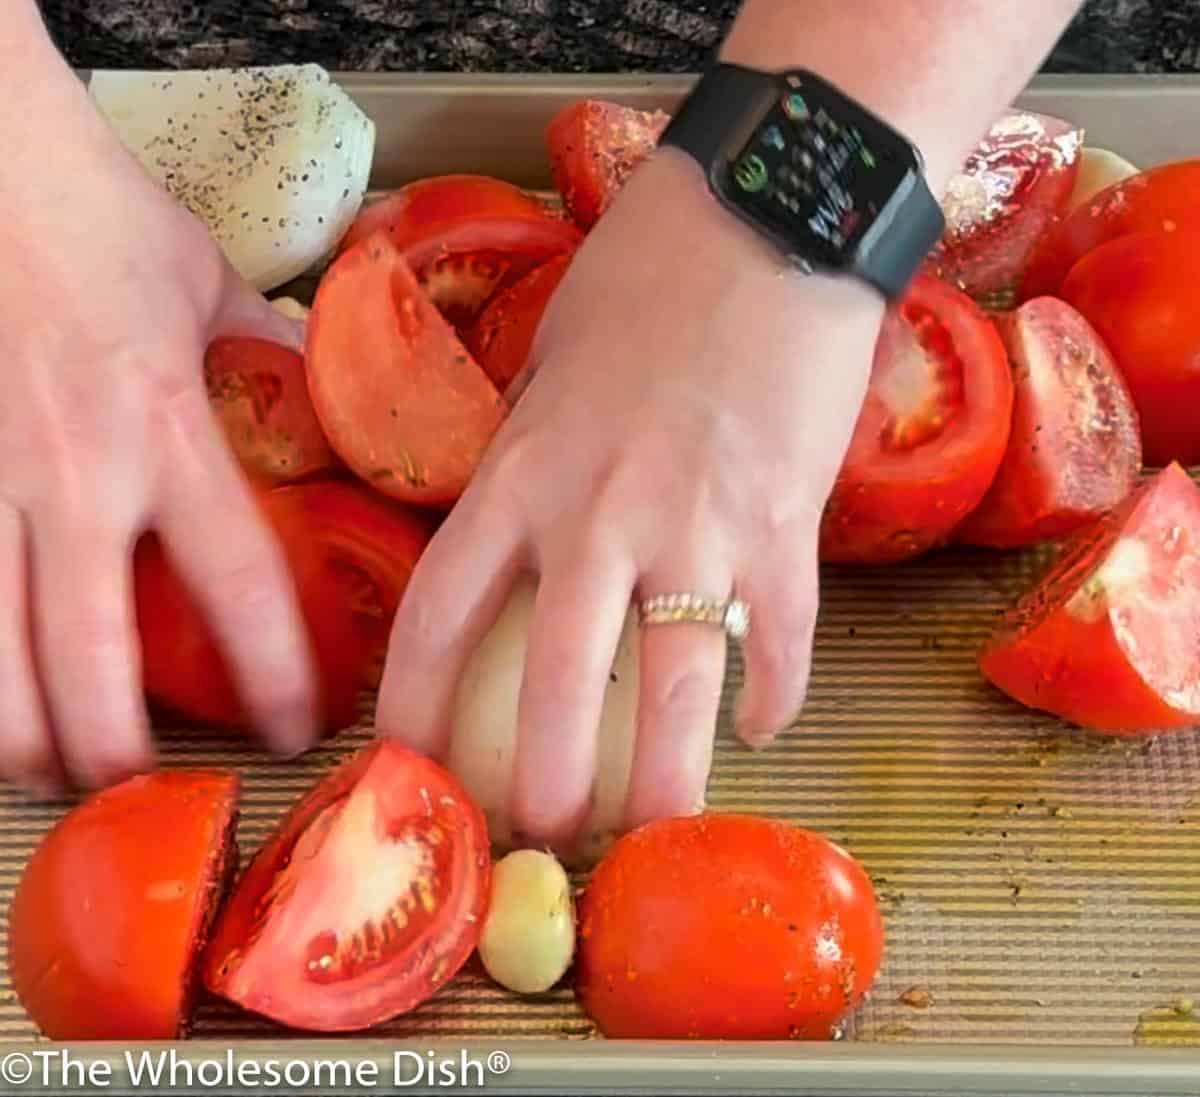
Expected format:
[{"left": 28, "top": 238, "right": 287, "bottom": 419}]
[
  {"left": 546, "top": 100, "right": 670, "bottom": 230},
  {"left": 204, "top": 337, "right": 336, "bottom": 483},
  {"left": 924, "top": 111, "right": 1082, "bottom": 297},
  {"left": 339, "top": 175, "right": 580, "bottom": 328},
  {"left": 957, "top": 298, "right": 1142, "bottom": 549},
  {"left": 1020, "top": 159, "right": 1200, "bottom": 300},
  {"left": 9, "top": 771, "right": 239, "bottom": 1040},
  {"left": 820, "top": 275, "right": 1014, "bottom": 564},
  {"left": 203, "top": 741, "right": 490, "bottom": 1032},
  {"left": 307, "top": 232, "right": 508, "bottom": 506},
  {"left": 135, "top": 480, "right": 431, "bottom": 734},
  {"left": 575, "top": 814, "right": 883, "bottom": 1041},
  {"left": 1058, "top": 230, "right": 1200, "bottom": 467},
  {"left": 465, "top": 253, "right": 571, "bottom": 396},
  {"left": 980, "top": 463, "right": 1200, "bottom": 734}
]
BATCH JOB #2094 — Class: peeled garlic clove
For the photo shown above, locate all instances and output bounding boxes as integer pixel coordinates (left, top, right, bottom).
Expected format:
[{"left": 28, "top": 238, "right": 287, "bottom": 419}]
[{"left": 1068, "top": 148, "right": 1139, "bottom": 212}]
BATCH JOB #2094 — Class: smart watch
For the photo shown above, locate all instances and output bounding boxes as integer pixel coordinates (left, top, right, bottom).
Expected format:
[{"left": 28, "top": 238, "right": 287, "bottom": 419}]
[{"left": 658, "top": 63, "right": 945, "bottom": 300}]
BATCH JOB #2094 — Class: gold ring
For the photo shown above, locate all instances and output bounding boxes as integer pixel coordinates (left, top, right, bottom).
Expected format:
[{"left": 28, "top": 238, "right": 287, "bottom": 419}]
[{"left": 637, "top": 592, "right": 751, "bottom": 641}]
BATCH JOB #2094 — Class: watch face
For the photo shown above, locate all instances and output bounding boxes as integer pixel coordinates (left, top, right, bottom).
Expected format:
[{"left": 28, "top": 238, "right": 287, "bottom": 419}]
[{"left": 717, "top": 76, "right": 920, "bottom": 268}]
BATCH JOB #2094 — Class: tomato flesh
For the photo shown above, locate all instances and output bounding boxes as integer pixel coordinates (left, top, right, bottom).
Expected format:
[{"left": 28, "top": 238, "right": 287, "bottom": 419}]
[
  {"left": 820, "top": 275, "right": 1013, "bottom": 563},
  {"left": 1059, "top": 229, "right": 1200, "bottom": 467},
  {"left": 924, "top": 111, "right": 1082, "bottom": 298},
  {"left": 339, "top": 175, "right": 580, "bottom": 328},
  {"left": 980, "top": 463, "right": 1200, "bottom": 734},
  {"left": 203, "top": 742, "right": 490, "bottom": 1032},
  {"left": 546, "top": 100, "right": 670, "bottom": 230},
  {"left": 957, "top": 298, "right": 1142, "bottom": 548},
  {"left": 576, "top": 814, "right": 883, "bottom": 1040},
  {"left": 8, "top": 771, "right": 239, "bottom": 1040}
]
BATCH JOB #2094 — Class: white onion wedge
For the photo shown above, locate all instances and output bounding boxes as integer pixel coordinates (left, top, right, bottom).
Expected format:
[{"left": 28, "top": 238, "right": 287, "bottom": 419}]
[
  {"left": 89, "top": 65, "right": 374, "bottom": 292},
  {"left": 1068, "top": 147, "right": 1139, "bottom": 212}
]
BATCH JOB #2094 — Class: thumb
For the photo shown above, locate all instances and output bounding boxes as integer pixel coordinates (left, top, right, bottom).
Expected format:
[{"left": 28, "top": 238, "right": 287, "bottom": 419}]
[{"left": 210, "top": 265, "right": 307, "bottom": 353}]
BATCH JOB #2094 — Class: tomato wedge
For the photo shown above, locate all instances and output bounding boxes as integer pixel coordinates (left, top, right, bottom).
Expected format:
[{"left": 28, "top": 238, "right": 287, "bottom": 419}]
[
  {"left": 957, "top": 298, "right": 1141, "bottom": 549},
  {"left": 924, "top": 111, "right": 1082, "bottom": 298},
  {"left": 546, "top": 100, "right": 670, "bottom": 230},
  {"left": 820, "top": 274, "right": 1013, "bottom": 564},
  {"left": 1059, "top": 229, "right": 1200, "bottom": 467},
  {"left": 1020, "top": 159, "right": 1200, "bottom": 300},
  {"left": 576, "top": 814, "right": 883, "bottom": 1040},
  {"left": 980, "top": 463, "right": 1200, "bottom": 734},
  {"left": 203, "top": 742, "right": 490, "bottom": 1032},
  {"left": 204, "top": 337, "right": 336, "bottom": 483},
  {"left": 465, "top": 252, "right": 571, "bottom": 396},
  {"left": 136, "top": 480, "right": 431, "bottom": 734},
  {"left": 338, "top": 175, "right": 580, "bottom": 328},
  {"left": 9, "top": 771, "right": 239, "bottom": 1040},
  {"left": 307, "top": 233, "right": 507, "bottom": 506}
]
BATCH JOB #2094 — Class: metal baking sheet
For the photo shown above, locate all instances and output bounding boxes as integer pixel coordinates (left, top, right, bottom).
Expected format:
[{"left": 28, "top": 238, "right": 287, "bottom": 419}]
[{"left": 2, "top": 74, "right": 1200, "bottom": 1096}]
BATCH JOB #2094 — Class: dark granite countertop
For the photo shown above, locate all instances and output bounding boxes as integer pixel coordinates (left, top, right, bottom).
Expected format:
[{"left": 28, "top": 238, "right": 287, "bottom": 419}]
[{"left": 35, "top": 1, "right": 1200, "bottom": 74}]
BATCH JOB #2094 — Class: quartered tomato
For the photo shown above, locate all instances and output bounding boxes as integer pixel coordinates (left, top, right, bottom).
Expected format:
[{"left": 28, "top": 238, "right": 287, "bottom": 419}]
[
  {"left": 338, "top": 175, "right": 581, "bottom": 328},
  {"left": 546, "top": 100, "right": 670, "bottom": 230},
  {"left": 136, "top": 480, "right": 431, "bottom": 734},
  {"left": 924, "top": 111, "right": 1082, "bottom": 298},
  {"left": 465, "top": 252, "right": 571, "bottom": 396},
  {"left": 1059, "top": 230, "right": 1200, "bottom": 467},
  {"left": 203, "top": 742, "right": 490, "bottom": 1032},
  {"left": 307, "top": 233, "right": 507, "bottom": 506},
  {"left": 204, "top": 337, "right": 336, "bottom": 483},
  {"left": 980, "top": 463, "right": 1200, "bottom": 734},
  {"left": 9, "top": 771, "right": 239, "bottom": 1040},
  {"left": 957, "top": 298, "right": 1141, "bottom": 549},
  {"left": 576, "top": 814, "right": 883, "bottom": 1040},
  {"left": 1020, "top": 159, "right": 1200, "bottom": 300},
  {"left": 820, "top": 275, "right": 1013, "bottom": 564}
]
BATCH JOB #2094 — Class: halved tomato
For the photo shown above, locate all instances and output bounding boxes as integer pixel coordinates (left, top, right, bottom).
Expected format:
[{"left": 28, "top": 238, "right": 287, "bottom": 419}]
[
  {"left": 338, "top": 175, "right": 581, "bottom": 328},
  {"left": 819, "top": 274, "right": 1013, "bottom": 564},
  {"left": 924, "top": 111, "right": 1082, "bottom": 298},
  {"left": 1020, "top": 159, "right": 1200, "bottom": 300},
  {"left": 546, "top": 100, "right": 670, "bottom": 230},
  {"left": 307, "top": 233, "right": 508, "bottom": 506},
  {"left": 980, "top": 463, "right": 1200, "bottom": 734},
  {"left": 1059, "top": 229, "right": 1200, "bottom": 467},
  {"left": 956, "top": 298, "right": 1141, "bottom": 548},
  {"left": 204, "top": 337, "right": 336, "bottom": 483},
  {"left": 576, "top": 814, "right": 883, "bottom": 1040},
  {"left": 9, "top": 770, "right": 239, "bottom": 1039},
  {"left": 465, "top": 252, "right": 571, "bottom": 396},
  {"left": 135, "top": 480, "right": 431, "bottom": 734},
  {"left": 203, "top": 741, "right": 490, "bottom": 1032}
]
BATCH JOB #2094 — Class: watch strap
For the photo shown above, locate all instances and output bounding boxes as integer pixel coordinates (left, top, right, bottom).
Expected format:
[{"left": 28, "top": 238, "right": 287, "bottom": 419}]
[
  {"left": 659, "top": 63, "right": 771, "bottom": 170},
  {"left": 856, "top": 172, "right": 945, "bottom": 299}
]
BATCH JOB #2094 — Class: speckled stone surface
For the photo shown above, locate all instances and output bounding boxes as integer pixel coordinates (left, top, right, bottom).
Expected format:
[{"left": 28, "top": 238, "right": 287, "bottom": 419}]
[{"left": 34, "top": 0, "right": 1200, "bottom": 73}]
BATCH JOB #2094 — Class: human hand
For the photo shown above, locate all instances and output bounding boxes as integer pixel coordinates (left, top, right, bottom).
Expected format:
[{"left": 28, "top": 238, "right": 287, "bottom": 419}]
[
  {"left": 376, "top": 148, "right": 885, "bottom": 847},
  {"left": 0, "top": 80, "right": 317, "bottom": 793}
]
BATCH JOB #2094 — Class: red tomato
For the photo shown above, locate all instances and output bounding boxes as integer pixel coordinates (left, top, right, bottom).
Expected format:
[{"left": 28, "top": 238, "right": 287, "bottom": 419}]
[
  {"left": 1059, "top": 230, "right": 1200, "bottom": 466},
  {"left": 980, "top": 463, "right": 1200, "bottom": 734},
  {"left": 576, "top": 814, "right": 883, "bottom": 1040},
  {"left": 924, "top": 111, "right": 1082, "bottom": 298},
  {"left": 203, "top": 742, "right": 489, "bottom": 1032},
  {"left": 546, "top": 100, "right": 670, "bottom": 230},
  {"left": 465, "top": 253, "right": 571, "bottom": 396},
  {"left": 957, "top": 298, "right": 1142, "bottom": 549},
  {"left": 9, "top": 771, "right": 238, "bottom": 1039},
  {"left": 820, "top": 275, "right": 1013, "bottom": 564},
  {"left": 1020, "top": 160, "right": 1200, "bottom": 300},
  {"left": 307, "top": 233, "right": 507, "bottom": 507},
  {"left": 339, "top": 175, "right": 580, "bottom": 328},
  {"left": 204, "top": 337, "right": 336, "bottom": 483},
  {"left": 135, "top": 480, "right": 431, "bottom": 734}
]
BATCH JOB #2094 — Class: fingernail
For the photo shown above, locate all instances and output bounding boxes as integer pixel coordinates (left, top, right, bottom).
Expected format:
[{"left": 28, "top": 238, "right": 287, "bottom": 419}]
[
  {"left": 266, "top": 706, "right": 318, "bottom": 759},
  {"left": 736, "top": 722, "right": 777, "bottom": 751}
]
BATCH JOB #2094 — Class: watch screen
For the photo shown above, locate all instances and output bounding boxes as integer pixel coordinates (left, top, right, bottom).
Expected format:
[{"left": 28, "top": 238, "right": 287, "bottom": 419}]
[{"left": 719, "top": 77, "right": 918, "bottom": 267}]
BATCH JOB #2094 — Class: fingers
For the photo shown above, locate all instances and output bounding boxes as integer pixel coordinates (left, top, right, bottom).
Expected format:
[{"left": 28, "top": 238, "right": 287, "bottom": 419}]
[
  {"left": 211, "top": 265, "right": 306, "bottom": 351},
  {"left": 155, "top": 387, "right": 317, "bottom": 754},
  {"left": 376, "top": 496, "right": 524, "bottom": 760},
  {"left": 623, "top": 563, "right": 730, "bottom": 831},
  {"left": 28, "top": 508, "right": 153, "bottom": 789},
  {"left": 511, "top": 547, "right": 635, "bottom": 846}
]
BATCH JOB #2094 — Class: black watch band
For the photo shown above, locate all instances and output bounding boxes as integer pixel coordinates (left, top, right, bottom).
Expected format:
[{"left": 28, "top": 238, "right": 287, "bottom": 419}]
[{"left": 659, "top": 63, "right": 945, "bottom": 300}]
